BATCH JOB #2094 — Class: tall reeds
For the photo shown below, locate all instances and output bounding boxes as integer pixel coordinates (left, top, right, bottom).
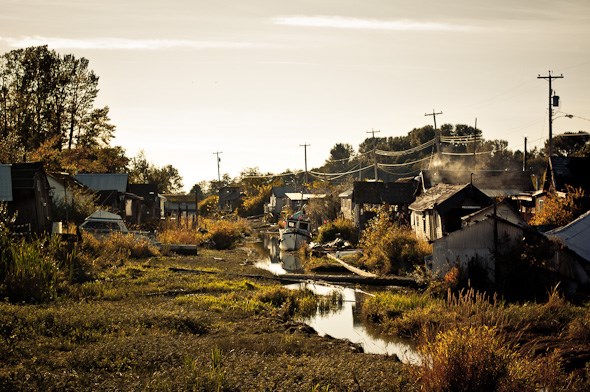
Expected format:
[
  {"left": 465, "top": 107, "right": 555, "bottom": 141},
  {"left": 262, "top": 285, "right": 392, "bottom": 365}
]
[{"left": 1, "top": 238, "right": 58, "bottom": 303}]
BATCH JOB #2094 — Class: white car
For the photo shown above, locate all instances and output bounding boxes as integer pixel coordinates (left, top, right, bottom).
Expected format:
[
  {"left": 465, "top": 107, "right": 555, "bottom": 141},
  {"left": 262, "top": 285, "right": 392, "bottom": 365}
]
[{"left": 78, "top": 210, "right": 128, "bottom": 237}]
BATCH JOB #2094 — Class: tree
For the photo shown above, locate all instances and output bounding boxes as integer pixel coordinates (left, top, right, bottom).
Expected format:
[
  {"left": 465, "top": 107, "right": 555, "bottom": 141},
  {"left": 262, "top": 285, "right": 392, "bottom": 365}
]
[
  {"left": 529, "top": 186, "right": 586, "bottom": 227},
  {"left": 128, "top": 151, "right": 183, "bottom": 193},
  {"left": 0, "top": 46, "right": 100, "bottom": 153},
  {"left": 546, "top": 132, "right": 590, "bottom": 157},
  {"left": 77, "top": 106, "right": 115, "bottom": 148}
]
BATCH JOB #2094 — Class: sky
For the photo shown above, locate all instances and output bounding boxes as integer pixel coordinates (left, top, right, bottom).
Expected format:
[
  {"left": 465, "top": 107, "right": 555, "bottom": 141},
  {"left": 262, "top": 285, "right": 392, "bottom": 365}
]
[{"left": 1, "top": 0, "right": 589, "bottom": 192}]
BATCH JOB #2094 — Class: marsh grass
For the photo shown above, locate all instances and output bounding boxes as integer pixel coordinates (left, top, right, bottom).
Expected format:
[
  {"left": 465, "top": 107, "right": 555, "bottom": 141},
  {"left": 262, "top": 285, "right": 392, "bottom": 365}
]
[
  {"left": 81, "top": 232, "right": 159, "bottom": 265},
  {"left": 0, "top": 246, "right": 413, "bottom": 391},
  {"left": 1, "top": 238, "right": 58, "bottom": 303},
  {"left": 158, "top": 217, "right": 251, "bottom": 250},
  {"left": 362, "top": 286, "right": 590, "bottom": 390}
]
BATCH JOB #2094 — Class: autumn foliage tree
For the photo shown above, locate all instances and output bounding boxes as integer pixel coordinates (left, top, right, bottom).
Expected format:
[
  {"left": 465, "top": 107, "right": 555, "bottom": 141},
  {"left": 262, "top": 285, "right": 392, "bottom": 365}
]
[{"left": 529, "top": 186, "right": 586, "bottom": 227}]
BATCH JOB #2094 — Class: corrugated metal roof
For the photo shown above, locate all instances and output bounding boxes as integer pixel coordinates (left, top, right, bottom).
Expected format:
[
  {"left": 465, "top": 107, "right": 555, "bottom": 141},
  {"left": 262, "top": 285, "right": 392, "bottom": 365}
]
[
  {"left": 0, "top": 164, "right": 13, "bottom": 201},
  {"left": 76, "top": 173, "right": 128, "bottom": 193},
  {"left": 546, "top": 210, "right": 590, "bottom": 262}
]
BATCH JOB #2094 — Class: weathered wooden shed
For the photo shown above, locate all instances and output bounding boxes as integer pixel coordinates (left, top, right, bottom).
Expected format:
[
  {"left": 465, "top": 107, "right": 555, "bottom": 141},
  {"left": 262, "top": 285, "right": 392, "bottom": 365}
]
[
  {"left": 75, "top": 173, "right": 143, "bottom": 224},
  {"left": 409, "top": 183, "right": 492, "bottom": 241},
  {"left": 545, "top": 210, "right": 590, "bottom": 293},
  {"left": 218, "top": 186, "right": 242, "bottom": 212},
  {"left": 129, "top": 183, "right": 165, "bottom": 222},
  {"left": 0, "top": 162, "right": 52, "bottom": 234},
  {"left": 351, "top": 180, "right": 418, "bottom": 229}
]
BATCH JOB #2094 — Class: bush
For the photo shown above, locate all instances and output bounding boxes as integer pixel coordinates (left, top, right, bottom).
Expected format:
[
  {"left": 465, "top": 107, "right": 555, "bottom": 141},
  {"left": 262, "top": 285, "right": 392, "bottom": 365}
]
[
  {"left": 198, "top": 195, "right": 219, "bottom": 217},
  {"left": 238, "top": 184, "right": 271, "bottom": 217},
  {"left": 81, "top": 232, "right": 159, "bottom": 267},
  {"left": 358, "top": 208, "right": 431, "bottom": 274},
  {"left": 316, "top": 218, "right": 357, "bottom": 244},
  {"left": 415, "top": 326, "right": 514, "bottom": 392},
  {"left": 206, "top": 218, "right": 251, "bottom": 250}
]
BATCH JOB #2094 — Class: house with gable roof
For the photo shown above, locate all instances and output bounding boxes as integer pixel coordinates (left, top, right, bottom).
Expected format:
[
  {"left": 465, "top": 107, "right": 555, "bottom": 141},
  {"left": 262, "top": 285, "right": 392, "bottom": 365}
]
[{"left": 345, "top": 180, "right": 419, "bottom": 229}]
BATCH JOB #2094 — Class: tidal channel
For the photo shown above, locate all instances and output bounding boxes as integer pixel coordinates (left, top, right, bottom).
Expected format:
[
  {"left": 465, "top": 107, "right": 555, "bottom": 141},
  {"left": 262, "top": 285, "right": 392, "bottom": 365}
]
[{"left": 248, "top": 235, "right": 419, "bottom": 364}]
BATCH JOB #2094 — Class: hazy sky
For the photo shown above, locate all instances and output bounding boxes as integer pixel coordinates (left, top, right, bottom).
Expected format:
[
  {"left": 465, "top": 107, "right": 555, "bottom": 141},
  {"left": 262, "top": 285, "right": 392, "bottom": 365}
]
[{"left": 1, "top": 0, "right": 589, "bottom": 191}]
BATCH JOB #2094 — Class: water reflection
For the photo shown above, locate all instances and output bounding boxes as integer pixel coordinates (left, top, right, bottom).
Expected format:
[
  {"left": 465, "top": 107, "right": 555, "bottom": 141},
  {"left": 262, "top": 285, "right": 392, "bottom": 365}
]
[
  {"left": 286, "top": 282, "right": 420, "bottom": 364},
  {"left": 249, "top": 234, "right": 420, "bottom": 363},
  {"left": 250, "top": 235, "right": 304, "bottom": 274}
]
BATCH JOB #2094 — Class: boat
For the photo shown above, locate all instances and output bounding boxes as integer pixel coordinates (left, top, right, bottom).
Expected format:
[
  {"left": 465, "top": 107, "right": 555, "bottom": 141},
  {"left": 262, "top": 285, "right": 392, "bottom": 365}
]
[{"left": 279, "top": 212, "right": 312, "bottom": 251}]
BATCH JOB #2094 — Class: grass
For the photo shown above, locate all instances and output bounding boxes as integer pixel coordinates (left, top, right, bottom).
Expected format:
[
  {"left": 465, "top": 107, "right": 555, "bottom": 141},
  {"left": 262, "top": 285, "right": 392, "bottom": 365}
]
[
  {"left": 0, "top": 247, "right": 413, "bottom": 391},
  {"left": 361, "top": 286, "right": 590, "bottom": 390},
  {"left": 157, "top": 217, "right": 252, "bottom": 250}
]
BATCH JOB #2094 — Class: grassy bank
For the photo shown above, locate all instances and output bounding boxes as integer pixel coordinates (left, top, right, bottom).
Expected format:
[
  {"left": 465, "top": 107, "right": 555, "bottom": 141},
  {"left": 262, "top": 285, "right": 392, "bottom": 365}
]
[
  {"left": 362, "top": 287, "right": 590, "bottom": 390},
  {"left": 0, "top": 247, "right": 412, "bottom": 391}
]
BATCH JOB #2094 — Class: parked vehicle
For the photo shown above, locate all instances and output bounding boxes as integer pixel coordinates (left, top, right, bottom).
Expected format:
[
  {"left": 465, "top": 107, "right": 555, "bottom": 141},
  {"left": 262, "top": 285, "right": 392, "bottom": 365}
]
[{"left": 78, "top": 210, "right": 128, "bottom": 237}]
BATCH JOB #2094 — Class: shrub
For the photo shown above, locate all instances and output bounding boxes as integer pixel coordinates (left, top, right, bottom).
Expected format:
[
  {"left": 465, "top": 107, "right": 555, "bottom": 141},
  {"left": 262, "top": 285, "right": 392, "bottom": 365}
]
[
  {"left": 198, "top": 195, "right": 219, "bottom": 217},
  {"left": 81, "top": 232, "right": 159, "bottom": 267},
  {"left": 157, "top": 227, "right": 206, "bottom": 245},
  {"left": 358, "top": 208, "right": 431, "bottom": 274},
  {"left": 238, "top": 184, "right": 271, "bottom": 217},
  {"left": 415, "top": 326, "right": 514, "bottom": 392},
  {"left": 50, "top": 187, "right": 99, "bottom": 225},
  {"left": 316, "top": 218, "right": 357, "bottom": 244},
  {"left": 203, "top": 218, "right": 251, "bottom": 250},
  {"left": 157, "top": 218, "right": 251, "bottom": 249}
]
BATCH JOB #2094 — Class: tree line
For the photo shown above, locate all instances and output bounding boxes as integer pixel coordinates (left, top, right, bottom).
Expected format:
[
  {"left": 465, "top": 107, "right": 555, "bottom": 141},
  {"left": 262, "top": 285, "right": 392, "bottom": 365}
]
[
  {"left": 0, "top": 46, "right": 182, "bottom": 193},
  {"left": 2, "top": 46, "right": 589, "bottom": 198}
]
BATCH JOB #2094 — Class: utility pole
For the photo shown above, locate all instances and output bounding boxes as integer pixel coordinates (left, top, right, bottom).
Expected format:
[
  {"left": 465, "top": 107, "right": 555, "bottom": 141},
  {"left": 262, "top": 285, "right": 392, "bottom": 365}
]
[
  {"left": 300, "top": 143, "right": 310, "bottom": 186},
  {"left": 538, "top": 71, "right": 563, "bottom": 157},
  {"left": 366, "top": 128, "right": 381, "bottom": 180},
  {"left": 523, "top": 136, "right": 528, "bottom": 171},
  {"left": 213, "top": 151, "right": 222, "bottom": 182},
  {"left": 425, "top": 110, "right": 443, "bottom": 158},
  {"left": 473, "top": 118, "right": 478, "bottom": 165}
]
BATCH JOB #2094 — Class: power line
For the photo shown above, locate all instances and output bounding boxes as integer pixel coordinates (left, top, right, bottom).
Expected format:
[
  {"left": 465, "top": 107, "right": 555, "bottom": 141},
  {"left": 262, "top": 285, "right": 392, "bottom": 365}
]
[{"left": 375, "top": 138, "right": 436, "bottom": 156}]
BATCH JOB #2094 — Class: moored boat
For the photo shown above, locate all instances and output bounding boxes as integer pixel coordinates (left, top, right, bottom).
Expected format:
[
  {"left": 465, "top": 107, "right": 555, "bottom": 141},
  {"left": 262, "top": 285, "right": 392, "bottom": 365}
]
[{"left": 279, "top": 212, "right": 312, "bottom": 251}]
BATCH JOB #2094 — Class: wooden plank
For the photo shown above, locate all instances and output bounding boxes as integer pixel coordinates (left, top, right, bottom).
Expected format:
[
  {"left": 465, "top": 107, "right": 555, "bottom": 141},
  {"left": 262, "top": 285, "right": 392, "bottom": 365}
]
[{"left": 326, "top": 253, "right": 377, "bottom": 278}]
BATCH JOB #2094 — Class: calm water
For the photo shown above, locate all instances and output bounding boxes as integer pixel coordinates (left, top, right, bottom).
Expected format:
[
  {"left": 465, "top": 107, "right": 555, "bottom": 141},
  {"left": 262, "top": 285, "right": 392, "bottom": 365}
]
[
  {"left": 250, "top": 234, "right": 304, "bottom": 274},
  {"left": 248, "top": 235, "right": 420, "bottom": 363}
]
